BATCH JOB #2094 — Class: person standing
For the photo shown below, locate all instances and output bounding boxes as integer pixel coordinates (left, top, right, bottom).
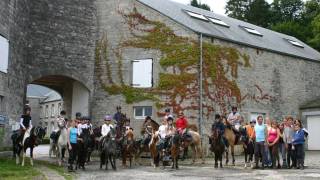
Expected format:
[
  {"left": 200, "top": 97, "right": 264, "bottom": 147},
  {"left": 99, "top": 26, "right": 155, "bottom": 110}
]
[
  {"left": 67, "top": 120, "right": 79, "bottom": 172},
  {"left": 264, "top": 117, "right": 272, "bottom": 167},
  {"left": 279, "top": 122, "right": 287, "bottom": 168},
  {"left": 253, "top": 115, "right": 267, "bottom": 169},
  {"left": 267, "top": 120, "right": 281, "bottom": 168},
  {"left": 292, "top": 120, "right": 305, "bottom": 170},
  {"left": 245, "top": 119, "right": 256, "bottom": 167},
  {"left": 284, "top": 116, "right": 295, "bottom": 168}
]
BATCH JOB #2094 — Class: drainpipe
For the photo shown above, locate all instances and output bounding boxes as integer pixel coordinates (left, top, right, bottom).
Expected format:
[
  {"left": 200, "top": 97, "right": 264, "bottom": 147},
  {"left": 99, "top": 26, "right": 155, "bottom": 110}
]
[{"left": 199, "top": 33, "right": 203, "bottom": 137}]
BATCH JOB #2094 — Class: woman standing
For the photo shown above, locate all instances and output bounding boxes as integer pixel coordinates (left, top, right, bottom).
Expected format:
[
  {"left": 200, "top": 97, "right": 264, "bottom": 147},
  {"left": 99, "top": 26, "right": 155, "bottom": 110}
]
[
  {"left": 67, "top": 120, "right": 79, "bottom": 172},
  {"left": 278, "top": 122, "right": 287, "bottom": 168},
  {"left": 267, "top": 120, "right": 281, "bottom": 168}
]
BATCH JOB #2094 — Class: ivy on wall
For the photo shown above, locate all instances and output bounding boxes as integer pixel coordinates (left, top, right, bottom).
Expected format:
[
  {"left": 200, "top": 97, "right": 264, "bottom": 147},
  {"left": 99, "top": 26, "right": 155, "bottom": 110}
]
[{"left": 95, "top": 7, "right": 272, "bottom": 117}]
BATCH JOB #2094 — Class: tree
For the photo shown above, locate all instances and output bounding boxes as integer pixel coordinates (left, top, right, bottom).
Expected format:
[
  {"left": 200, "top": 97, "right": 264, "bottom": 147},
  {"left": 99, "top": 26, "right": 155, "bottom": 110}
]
[
  {"left": 271, "top": 0, "right": 304, "bottom": 22},
  {"left": 302, "top": 0, "right": 320, "bottom": 24},
  {"left": 245, "top": 0, "right": 272, "bottom": 27},
  {"left": 308, "top": 14, "right": 320, "bottom": 51},
  {"left": 225, "top": 0, "right": 250, "bottom": 20},
  {"left": 190, "top": 0, "right": 211, "bottom": 11}
]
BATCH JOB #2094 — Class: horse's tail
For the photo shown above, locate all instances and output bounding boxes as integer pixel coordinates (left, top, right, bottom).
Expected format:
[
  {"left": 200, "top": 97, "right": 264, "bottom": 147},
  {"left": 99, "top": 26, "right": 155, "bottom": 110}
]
[{"left": 188, "top": 124, "right": 198, "bottom": 132}]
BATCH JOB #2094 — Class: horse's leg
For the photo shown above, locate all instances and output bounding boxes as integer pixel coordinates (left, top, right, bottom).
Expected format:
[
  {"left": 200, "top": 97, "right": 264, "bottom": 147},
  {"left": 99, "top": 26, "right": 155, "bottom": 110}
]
[
  {"left": 30, "top": 147, "right": 34, "bottom": 166},
  {"left": 21, "top": 148, "right": 25, "bottom": 167},
  {"left": 225, "top": 149, "right": 229, "bottom": 165},
  {"left": 190, "top": 145, "right": 196, "bottom": 164},
  {"left": 112, "top": 155, "right": 117, "bottom": 170},
  {"left": 214, "top": 153, "right": 218, "bottom": 168},
  {"left": 196, "top": 144, "right": 205, "bottom": 164},
  {"left": 220, "top": 153, "right": 223, "bottom": 168},
  {"left": 231, "top": 145, "right": 235, "bottom": 166},
  {"left": 105, "top": 153, "right": 108, "bottom": 170}
]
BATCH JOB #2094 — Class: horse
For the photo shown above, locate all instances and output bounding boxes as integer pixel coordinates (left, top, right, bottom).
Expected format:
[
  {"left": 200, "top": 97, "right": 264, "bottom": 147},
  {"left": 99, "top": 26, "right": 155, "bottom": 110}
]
[
  {"left": 11, "top": 126, "right": 46, "bottom": 166},
  {"left": 149, "top": 130, "right": 160, "bottom": 168},
  {"left": 76, "top": 128, "right": 91, "bottom": 170},
  {"left": 87, "top": 126, "right": 101, "bottom": 163},
  {"left": 134, "top": 119, "right": 160, "bottom": 164},
  {"left": 56, "top": 125, "right": 68, "bottom": 166},
  {"left": 209, "top": 128, "right": 224, "bottom": 168},
  {"left": 224, "top": 123, "right": 247, "bottom": 166},
  {"left": 181, "top": 129, "right": 205, "bottom": 164},
  {"left": 122, "top": 129, "right": 135, "bottom": 167},
  {"left": 100, "top": 127, "right": 117, "bottom": 170},
  {"left": 240, "top": 126, "right": 254, "bottom": 168},
  {"left": 170, "top": 132, "right": 181, "bottom": 169}
]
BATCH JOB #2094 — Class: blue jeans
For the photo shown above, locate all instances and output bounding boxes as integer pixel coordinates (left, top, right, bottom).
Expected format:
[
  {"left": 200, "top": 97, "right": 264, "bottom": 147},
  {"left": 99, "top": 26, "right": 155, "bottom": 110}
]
[
  {"left": 278, "top": 142, "right": 287, "bottom": 164},
  {"left": 264, "top": 144, "right": 272, "bottom": 166}
]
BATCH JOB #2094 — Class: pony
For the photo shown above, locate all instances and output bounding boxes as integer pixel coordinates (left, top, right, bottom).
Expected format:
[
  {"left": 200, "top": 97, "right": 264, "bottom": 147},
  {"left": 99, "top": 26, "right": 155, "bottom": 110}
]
[
  {"left": 76, "top": 128, "right": 90, "bottom": 170},
  {"left": 56, "top": 125, "right": 68, "bottom": 166},
  {"left": 224, "top": 123, "right": 247, "bottom": 166},
  {"left": 181, "top": 129, "right": 205, "bottom": 164},
  {"left": 134, "top": 119, "right": 160, "bottom": 165},
  {"left": 100, "top": 127, "right": 117, "bottom": 170},
  {"left": 122, "top": 129, "right": 135, "bottom": 167},
  {"left": 87, "top": 126, "right": 102, "bottom": 163},
  {"left": 11, "top": 126, "right": 46, "bottom": 166},
  {"left": 209, "top": 128, "right": 224, "bottom": 168},
  {"left": 240, "top": 126, "right": 254, "bottom": 168},
  {"left": 170, "top": 132, "right": 181, "bottom": 169},
  {"left": 149, "top": 130, "right": 160, "bottom": 168}
]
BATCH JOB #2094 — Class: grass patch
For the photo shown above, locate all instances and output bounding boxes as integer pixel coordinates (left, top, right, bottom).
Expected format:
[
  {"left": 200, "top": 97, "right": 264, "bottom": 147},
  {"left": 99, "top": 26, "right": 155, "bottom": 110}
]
[
  {"left": 0, "top": 158, "right": 43, "bottom": 180},
  {"left": 36, "top": 160, "right": 73, "bottom": 180}
]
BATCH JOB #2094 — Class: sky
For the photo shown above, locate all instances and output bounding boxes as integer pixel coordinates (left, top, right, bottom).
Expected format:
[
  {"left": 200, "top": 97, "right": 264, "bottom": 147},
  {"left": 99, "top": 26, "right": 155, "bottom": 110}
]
[{"left": 172, "top": 0, "right": 275, "bottom": 15}]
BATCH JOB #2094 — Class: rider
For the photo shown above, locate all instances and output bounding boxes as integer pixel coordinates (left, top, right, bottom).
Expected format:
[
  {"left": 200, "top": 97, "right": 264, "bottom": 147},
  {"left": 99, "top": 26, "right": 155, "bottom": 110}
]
[
  {"left": 74, "top": 112, "right": 82, "bottom": 128},
  {"left": 19, "top": 107, "right": 32, "bottom": 145},
  {"left": 100, "top": 115, "right": 114, "bottom": 149},
  {"left": 211, "top": 114, "right": 228, "bottom": 151},
  {"left": 78, "top": 116, "right": 90, "bottom": 136},
  {"left": 141, "top": 116, "right": 153, "bottom": 148},
  {"left": 175, "top": 111, "right": 190, "bottom": 140},
  {"left": 113, "top": 106, "right": 122, "bottom": 125},
  {"left": 227, "top": 106, "right": 242, "bottom": 135},
  {"left": 157, "top": 117, "right": 168, "bottom": 152}
]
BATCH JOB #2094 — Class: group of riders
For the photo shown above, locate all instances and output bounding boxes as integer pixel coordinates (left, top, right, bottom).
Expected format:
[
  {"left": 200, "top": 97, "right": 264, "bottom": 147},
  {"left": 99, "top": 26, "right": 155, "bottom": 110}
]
[{"left": 14, "top": 104, "right": 308, "bottom": 171}]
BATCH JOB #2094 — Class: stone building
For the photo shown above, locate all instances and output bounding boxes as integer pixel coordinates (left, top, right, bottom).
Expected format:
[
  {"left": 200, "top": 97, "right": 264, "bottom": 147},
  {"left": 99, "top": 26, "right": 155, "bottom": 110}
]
[{"left": 1, "top": 0, "right": 320, "bottom": 150}]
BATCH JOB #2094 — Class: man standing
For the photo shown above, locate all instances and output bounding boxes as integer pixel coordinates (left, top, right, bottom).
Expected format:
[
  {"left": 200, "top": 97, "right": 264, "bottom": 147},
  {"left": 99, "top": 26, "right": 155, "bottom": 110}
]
[
  {"left": 253, "top": 115, "right": 267, "bottom": 169},
  {"left": 284, "top": 116, "right": 295, "bottom": 168}
]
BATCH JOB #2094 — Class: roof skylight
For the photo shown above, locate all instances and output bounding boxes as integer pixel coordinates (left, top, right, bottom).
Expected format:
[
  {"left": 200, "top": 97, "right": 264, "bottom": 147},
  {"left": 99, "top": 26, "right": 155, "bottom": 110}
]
[
  {"left": 208, "top": 17, "right": 229, "bottom": 27},
  {"left": 287, "top": 39, "right": 304, "bottom": 48},
  {"left": 242, "top": 26, "right": 263, "bottom": 36},
  {"left": 185, "top": 11, "right": 208, "bottom": 21}
]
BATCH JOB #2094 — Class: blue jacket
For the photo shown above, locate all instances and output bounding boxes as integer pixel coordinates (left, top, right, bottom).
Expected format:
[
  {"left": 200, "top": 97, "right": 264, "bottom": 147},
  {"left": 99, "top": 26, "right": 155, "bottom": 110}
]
[
  {"left": 212, "top": 121, "right": 225, "bottom": 135},
  {"left": 292, "top": 129, "right": 305, "bottom": 145}
]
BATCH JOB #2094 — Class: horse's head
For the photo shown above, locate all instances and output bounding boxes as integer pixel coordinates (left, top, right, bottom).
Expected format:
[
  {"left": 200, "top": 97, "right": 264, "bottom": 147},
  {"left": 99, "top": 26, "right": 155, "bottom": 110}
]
[
  {"left": 93, "top": 127, "right": 102, "bottom": 137},
  {"left": 172, "top": 132, "right": 181, "bottom": 145},
  {"left": 211, "top": 128, "right": 221, "bottom": 141},
  {"left": 80, "top": 128, "right": 91, "bottom": 149},
  {"left": 107, "top": 127, "right": 117, "bottom": 141},
  {"left": 239, "top": 126, "right": 248, "bottom": 143},
  {"left": 33, "top": 126, "right": 47, "bottom": 146}
]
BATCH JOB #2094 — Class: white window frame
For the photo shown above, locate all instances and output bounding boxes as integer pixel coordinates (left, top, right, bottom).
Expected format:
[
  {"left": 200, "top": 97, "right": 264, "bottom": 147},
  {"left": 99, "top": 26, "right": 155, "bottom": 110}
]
[
  {"left": 132, "top": 59, "right": 153, "bottom": 88},
  {"left": 0, "top": 35, "right": 9, "bottom": 73},
  {"left": 241, "top": 26, "right": 263, "bottom": 36},
  {"left": 51, "top": 104, "right": 55, "bottom": 117},
  {"left": 45, "top": 105, "right": 49, "bottom": 118},
  {"left": 208, "top": 17, "right": 229, "bottom": 27},
  {"left": 185, "top": 10, "right": 209, "bottom": 21},
  {"left": 286, "top": 39, "right": 304, "bottom": 48},
  {"left": 134, "top": 106, "right": 152, "bottom": 119}
]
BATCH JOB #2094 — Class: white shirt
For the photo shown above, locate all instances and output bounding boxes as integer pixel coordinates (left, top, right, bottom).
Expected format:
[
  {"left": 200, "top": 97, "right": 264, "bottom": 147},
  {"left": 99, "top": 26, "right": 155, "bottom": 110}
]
[
  {"left": 227, "top": 112, "right": 240, "bottom": 125},
  {"left": 78, "top": 124, "right": 89, "bottom": 135},
  {"left": 158, "top": 125, "right": 167, "bottom": 139},
  {"left": 101, "top": 124, "right": 113, "bottom": 137}
]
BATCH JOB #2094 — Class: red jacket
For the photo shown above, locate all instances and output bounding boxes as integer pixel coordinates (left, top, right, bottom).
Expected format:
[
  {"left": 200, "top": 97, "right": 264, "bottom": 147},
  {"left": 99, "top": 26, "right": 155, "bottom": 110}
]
[{"left": 176, "top": 117, "right": 188, "bottom": 130}]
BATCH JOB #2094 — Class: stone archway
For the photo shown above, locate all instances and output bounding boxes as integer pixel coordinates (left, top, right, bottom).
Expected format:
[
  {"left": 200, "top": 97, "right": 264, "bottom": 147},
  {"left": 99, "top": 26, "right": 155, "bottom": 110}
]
[{"left": 29, "top": 75, "right": 90, "bottom": 120}]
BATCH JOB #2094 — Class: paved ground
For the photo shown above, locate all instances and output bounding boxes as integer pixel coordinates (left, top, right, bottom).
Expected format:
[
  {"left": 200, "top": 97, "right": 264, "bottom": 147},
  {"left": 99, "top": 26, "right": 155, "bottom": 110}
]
[{"left": 9, "top": 145, "right": 320, "bottom": 180}]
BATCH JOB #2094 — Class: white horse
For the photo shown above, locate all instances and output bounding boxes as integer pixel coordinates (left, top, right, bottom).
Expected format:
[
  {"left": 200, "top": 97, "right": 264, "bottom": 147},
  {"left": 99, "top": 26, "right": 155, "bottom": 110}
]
[{"left": 49, "top": 121, "right": 68, "bottom": 166}]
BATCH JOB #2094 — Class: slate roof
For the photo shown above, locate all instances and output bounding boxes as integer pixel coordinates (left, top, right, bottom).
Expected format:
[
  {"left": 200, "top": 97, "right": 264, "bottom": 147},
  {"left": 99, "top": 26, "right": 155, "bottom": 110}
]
[{"left": 138, "top": 0, "right": 320, "bottom": 61}]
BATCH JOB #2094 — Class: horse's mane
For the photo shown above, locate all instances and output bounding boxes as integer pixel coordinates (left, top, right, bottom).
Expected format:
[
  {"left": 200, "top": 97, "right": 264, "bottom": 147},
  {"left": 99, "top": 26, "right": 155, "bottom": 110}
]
[{"left": 141, "top": 119, "right": 160, "bottom": 134}]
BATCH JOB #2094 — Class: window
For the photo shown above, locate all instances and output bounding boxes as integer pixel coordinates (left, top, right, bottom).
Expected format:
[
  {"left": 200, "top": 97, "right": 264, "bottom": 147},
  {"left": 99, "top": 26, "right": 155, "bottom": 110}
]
[
  {"left": 0, "top": 96, "right": 4, "bottom": 113},
  {"left": 134, "top": 106, "right": 152, "bottom": 119},
  {"left": 241, "top": 26, "right": 263, "bottom": 36},
  {"left": 208, "top": 17, "right": 229, "bottom": 27},
  {"left": 58, "top": 103, "right": 62, "bottom": 114},
  {"left": 132, "top": 59, "right": 153, "bottom": 88},
  {"left": 51, "top": 104, "right": 55, "bottom": 117},
  {"left": 45, "top": 105, "right": 49, "bottom": 118},
  {"left": 287, "top": 39, "right": 304, "bottom": 48},
  {"left": 0, "top": 35, "right": 9, "bottom": 73},
  {"left": 40, "top": 106, "right": 43, "bottom": 119},
  {"left": 185, "top": 10, "right": 208, "bottom": 21}
]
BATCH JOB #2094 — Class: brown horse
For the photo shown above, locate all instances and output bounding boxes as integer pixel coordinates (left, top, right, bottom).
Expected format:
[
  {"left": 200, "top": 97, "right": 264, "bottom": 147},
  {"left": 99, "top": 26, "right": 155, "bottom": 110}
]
[
  {"left": 149, "top": 130, "right": 160, "bottom": 168},
  {"left": 170, "top": 132, "right": 181, "bottom": 169},
  {"left": 134, "top": 119, "right": 160, "bottom": 164},
  {"left": 181, "top": 128, "right": 205, "bottom": 164},
  {"left": 209, "top": 128, "right": 224, "bottom": 168},
  {"left": 122, "top": 129, "right": 135, "bottom": 167},
  {"left": 224, "top": 123, "right": 247, "bottom": 166}
]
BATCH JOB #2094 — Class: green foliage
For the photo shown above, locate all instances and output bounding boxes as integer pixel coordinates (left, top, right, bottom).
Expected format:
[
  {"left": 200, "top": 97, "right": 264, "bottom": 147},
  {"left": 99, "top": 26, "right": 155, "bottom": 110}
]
[
  {"left": 271, "top": 0, "right": 304, "bottom": 22},
  {"left": 246, "top": 0, "right": 271, "bottom": 27},
  {"left": 271, "top": 21, "right": 308, "bottom": 42},
  {"left": 225, "top": 0, "right": 250, "bottom": 20},
  {"left": 190, "top": 0, "right": 211, "bottom": 11},
  {"left": 308, "top": 14, "right": 320, "bottom": 50}
]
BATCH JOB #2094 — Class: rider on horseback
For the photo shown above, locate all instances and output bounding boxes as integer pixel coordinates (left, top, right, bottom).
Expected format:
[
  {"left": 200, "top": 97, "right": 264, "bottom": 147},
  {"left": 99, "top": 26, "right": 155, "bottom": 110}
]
[
  {"left": 19, "top": 107, "right": 32, "bottom": 146},
  {"left": 141, "top": 116, "right": 153, "bottom": 148},
  {"left": 227, "top": 106, "right": 243, "bottom": 138},
  {"left": 211, "top": 114, "right": 228, "bottom": 152},
  {"left": 100, "top": 115, "right": 113, "bottom": 150},
  {"left": 50, "top": 110, "right": 66, "bottom": 144},
  {"left": 176, "top": 111, "right": 191, "bottom": 141}
]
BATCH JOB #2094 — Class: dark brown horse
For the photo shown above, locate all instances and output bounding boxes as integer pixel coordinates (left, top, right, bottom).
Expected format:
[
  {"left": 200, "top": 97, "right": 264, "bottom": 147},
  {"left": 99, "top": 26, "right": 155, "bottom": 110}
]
[
  {"left": 122, "top": 129, "right": 135, "bottom": 167},
  {"left": 170, "top": 132, "right": 181, "bottom": 169},
  {"left": 209, "top": 128, "right": 224, "bottom": 168}
]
